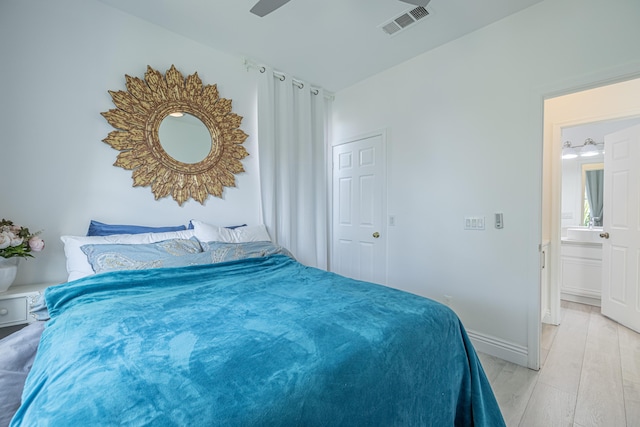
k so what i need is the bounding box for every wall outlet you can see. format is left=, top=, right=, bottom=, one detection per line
left=388, top=215, right=396, bottom=226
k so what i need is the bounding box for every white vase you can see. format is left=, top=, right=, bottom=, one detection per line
left=0, top=257, right=19, bottom=293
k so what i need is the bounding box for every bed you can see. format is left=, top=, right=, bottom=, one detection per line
left=6, top=222, right=505, bottom=426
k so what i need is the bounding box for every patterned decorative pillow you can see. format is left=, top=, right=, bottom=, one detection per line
left=61, top=229, right=197, bottom=282
left=80, top=238, right=203, bottom=274
left=199, top=241, right=294, bottom=263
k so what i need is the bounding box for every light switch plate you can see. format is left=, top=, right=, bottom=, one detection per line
left=464, top=216, right=485, bottom=230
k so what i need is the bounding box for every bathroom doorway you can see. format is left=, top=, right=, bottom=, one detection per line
left=558, top=119, right=640, bottom=307
left=542, top=77, right=640, bottom=327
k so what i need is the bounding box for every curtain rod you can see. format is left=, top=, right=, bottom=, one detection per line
left=243, top=58, right=334, bottom=99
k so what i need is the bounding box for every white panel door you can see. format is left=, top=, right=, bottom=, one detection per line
left=601, top=124, right=640, bottom=332
left=332, top=134, right=386, bottom=284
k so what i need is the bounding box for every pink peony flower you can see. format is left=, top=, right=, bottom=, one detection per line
left=28, top=237, right=45, bottom=252
left=0, top=219, right=44, bottom=258
left=0, top=233, right=10, bottom=250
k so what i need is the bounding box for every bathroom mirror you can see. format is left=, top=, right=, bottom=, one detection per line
left=561, top=155, right=604, bottom=228
left=101, top=65, right=248, bottom=205
left=581, top=163, right=604, bottom=226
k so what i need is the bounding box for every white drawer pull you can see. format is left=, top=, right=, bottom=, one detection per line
left=0, top=308, right=8, bottom=316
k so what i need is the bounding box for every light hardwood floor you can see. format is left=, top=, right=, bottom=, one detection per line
left=479, top=300, right=640, bottom=427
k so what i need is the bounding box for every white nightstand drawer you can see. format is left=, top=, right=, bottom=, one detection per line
left=0, top=283, right=53, bottom=328
left=0, top=296, right=28, bottom=327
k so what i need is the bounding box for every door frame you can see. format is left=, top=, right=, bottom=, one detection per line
left=543, top=78, right=640, bottom=327
left=329, top=129, right=388, bottom=285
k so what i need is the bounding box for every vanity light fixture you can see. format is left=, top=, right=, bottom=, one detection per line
left=562, top=138, right=604, bottom=159
left=561, top=141, right=578, bottom=159
left=169, top=112, right=184, bottom=117
left=579, top=138, right=599, bottom=157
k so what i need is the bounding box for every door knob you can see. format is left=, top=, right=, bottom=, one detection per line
left=373, top=232, right=380, bottom=238
left=599, top=232, right=610, bottom=239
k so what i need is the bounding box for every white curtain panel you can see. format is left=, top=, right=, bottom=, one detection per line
left=257, top=68, right=330, bottom=269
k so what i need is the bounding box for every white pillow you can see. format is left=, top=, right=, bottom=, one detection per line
left=191, top=220, right=271, bottom=244
left=61, top=229, right=196, bottom=282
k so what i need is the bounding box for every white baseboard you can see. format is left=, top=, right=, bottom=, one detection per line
left=561, top=291, right=601, bottom=307
left=467, top=329, right=529, bottom=368
left=541, top=308, right=552, bottom=324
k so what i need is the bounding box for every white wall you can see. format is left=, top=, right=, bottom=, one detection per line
left=0, top=0, right=261, bottom=285
left=332, top=0, right=640, bottom=365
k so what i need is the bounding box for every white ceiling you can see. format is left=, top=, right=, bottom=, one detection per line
left=97, top=0, right=543, bottom=92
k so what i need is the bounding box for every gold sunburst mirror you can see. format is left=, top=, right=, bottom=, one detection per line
left=101, top=65, right=248, bottom=205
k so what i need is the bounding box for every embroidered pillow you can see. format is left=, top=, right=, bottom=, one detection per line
left=80, top=238, right=202, bottom=274
left=61, top=229, right=197, bottom=282
left=199, top=241, right=293, bottom=263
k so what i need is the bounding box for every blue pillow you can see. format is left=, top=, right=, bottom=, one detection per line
left=80, top=238, right=202, bottom=274
left=87, top=220, right=187, bottom=237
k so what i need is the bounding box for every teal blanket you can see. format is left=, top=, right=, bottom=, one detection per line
left=12, top=255, right=505, bottom=426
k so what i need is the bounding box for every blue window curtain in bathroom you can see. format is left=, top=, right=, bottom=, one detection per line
left=585, top=169, right=604, bottom=226
left=257, top=67, right=330, bottom=269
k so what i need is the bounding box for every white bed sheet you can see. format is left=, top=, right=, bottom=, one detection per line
left=0, top=321, right=45, bottom=427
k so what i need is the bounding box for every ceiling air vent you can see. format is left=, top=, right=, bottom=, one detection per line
left=379, top=6, right=429, bottom=36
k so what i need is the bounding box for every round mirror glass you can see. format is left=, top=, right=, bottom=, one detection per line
left=158, top=113, right=212, bottom=164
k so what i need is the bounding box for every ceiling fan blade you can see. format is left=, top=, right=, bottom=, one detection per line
left=250, top=0, right=292, bottom=17
left=398, top=0, right=431, bottom=6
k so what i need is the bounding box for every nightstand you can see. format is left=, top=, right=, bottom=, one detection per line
left=0, top=283, right=52, bottom=330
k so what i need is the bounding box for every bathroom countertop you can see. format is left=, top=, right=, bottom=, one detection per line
left=561, top=238, right=602, bottom=246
